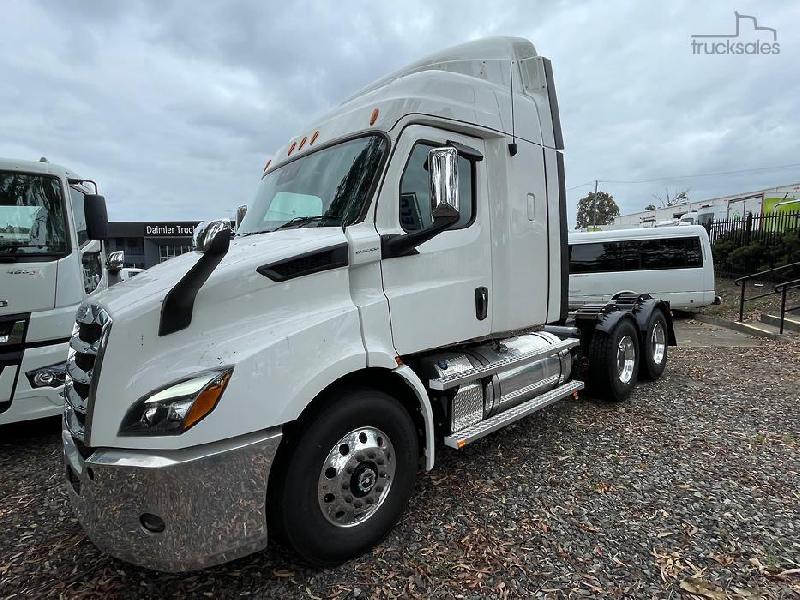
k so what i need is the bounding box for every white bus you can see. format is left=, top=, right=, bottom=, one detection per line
left=568, top=226, right=719, bottom=310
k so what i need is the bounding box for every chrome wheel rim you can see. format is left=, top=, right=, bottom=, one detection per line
left=651, top=322, right=666, bottom=365
left=616, top=335, right=636, bottom=383
left=317, top=426, right=395, bottom=528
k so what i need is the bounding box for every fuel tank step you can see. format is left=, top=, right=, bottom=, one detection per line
left=443, top=379, right=584, bottom=449
left=428, top=338, right=579, bottom=391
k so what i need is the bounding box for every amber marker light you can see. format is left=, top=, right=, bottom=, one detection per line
left=184, top=371, right=232, bottom=429
left=287, top=141, right=297, bottom=155
left=263, top=159, right=271, bottom=171
left=310, top=130, right=320, bottom=145
left=369, top=108, right=379, bottom=125
left=298, top=136, right=308, bottom=150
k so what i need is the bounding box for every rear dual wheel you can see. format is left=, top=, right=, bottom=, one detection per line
left=587, top=309, right=668, bottom=401
left=588, top=318, right=640, bottom=402
left=642, top=309, right=668, bottom=380
left=269, top=387, right=418, bottom=566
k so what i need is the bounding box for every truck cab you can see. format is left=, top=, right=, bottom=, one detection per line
left=62, top=37, right=675, bottom=572
left=0, top=158, right=115, bottom=425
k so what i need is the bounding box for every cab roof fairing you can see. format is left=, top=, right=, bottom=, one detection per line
left=0, top=157, right=83, bottom=181
left=264, top=36, right=559, bottom=173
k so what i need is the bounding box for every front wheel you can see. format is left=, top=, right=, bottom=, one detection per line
left=269, top=387, right=418, bottom=566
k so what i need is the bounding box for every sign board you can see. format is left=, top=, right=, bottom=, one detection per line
left=144, top=223, right=198, bottom=237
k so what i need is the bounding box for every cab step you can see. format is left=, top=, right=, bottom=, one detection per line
left=443, top=379, right=584, bottom=449
left=428, top=338, right=579, bottom=391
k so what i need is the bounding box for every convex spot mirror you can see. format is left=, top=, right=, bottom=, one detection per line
left=428, top=146, right=460, bottom=221
left=106, top=250, right=124, bottom=272
left=193, top=219, right=233, bottom=254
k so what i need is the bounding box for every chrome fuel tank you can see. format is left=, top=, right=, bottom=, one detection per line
left=470, top=332, right=568, bottom=416
left=417, top=331, right=575, bottom=433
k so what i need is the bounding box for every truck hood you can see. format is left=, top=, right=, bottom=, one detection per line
left=0, top=260, right=57, bottom=316
left=96, top=228, right=349, bottom=322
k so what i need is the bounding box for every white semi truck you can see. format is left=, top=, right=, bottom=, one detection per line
left=62, top=37, right=675, bottom=572
left=0, top=158, right=120, bottom=425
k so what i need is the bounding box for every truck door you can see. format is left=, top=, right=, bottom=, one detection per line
left=376, top=125, right=491, bottom=354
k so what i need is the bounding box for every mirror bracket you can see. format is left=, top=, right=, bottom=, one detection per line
left=380, top=209, right=459, bottom=259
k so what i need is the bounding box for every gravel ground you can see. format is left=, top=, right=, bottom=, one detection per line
left=701, top=277, right=800, bottom=323
left=1, top=341, right=799, bottom=599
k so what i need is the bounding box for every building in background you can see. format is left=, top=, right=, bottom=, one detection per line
left=106, top=221, right=200, bottom=268
left=613, top=182, right=800, bottom=228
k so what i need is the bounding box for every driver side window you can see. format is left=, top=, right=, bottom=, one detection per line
left=399, top=143, right=474, bottom=232
left=82, top=251, right=103, bottom=294
left=69, top=188, right=89, bottom=246
left=70, top=187, right=101, bottom=294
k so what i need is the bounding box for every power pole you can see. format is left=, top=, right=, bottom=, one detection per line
left=592, top=180, right=598, bottom=228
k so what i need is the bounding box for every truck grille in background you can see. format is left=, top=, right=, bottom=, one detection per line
left=64, top=304, right=112, bottom=443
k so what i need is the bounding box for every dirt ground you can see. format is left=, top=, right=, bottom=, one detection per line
left=702, top=277, right=800, bottom=323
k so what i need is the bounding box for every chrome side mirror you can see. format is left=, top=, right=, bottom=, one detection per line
left=429, top=147, right=459, bottom=215
left=193, top=219, right=232, bottom=253
left=235, top=205, right=248, bottom=231
left=106, top=250, right=124, bottom=272
left=384, top=147, right=461, bottom=259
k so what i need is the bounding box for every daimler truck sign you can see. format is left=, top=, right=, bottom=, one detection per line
left=144, top=223, right=197, bottom=237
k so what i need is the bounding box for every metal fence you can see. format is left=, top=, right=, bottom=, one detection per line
left=707, top=210, right=800, bottom=278
left=707, top=210, right=800, bottom=246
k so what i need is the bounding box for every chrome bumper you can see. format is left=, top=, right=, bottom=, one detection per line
left=63, top=424, right=282, bottom=572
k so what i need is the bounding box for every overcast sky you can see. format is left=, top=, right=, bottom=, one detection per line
left=1, top=1, right=798, bottom=225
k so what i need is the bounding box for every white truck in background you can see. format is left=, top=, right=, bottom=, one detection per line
left=0, top=158, right=121, bottom=425
left=62, top=37, right=676, bottom=572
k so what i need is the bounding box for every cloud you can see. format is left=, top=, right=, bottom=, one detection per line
left=0, top=0, right=798, bottom=224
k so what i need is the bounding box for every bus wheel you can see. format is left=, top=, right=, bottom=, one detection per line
left=588, top=318, right=639, bottom=402
left=642, top=309, right=668, bottom=380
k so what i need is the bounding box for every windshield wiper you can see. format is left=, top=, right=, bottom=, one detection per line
left=274, top=215, right=335, bottom=231
left=237, top=214, right=338, bottom=238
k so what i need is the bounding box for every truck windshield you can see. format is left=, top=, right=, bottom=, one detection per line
left=0, top=171, right=68, bottom=256
left=238, top=135, right=387, bottom=235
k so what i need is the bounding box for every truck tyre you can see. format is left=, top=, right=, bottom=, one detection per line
left=641, top=309, right=668, bottom=380
left=588, top=318, right=639, bottom=402
left=270, top=386, right=418, bottom=566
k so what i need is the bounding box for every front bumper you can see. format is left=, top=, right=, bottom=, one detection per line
left=63, top=424, right=282, bottom=572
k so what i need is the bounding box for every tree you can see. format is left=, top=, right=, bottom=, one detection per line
left=644, top=203, right=656, bottom=211
left=652, top=188, right=689, bottom=208
left=576, top=191, right=619, bottom=229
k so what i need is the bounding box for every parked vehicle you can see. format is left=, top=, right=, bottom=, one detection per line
left=569, top=226, right=720, bottom=310
left=62, top=37, right=675, bottom=572
left=0, top=158, right=119, bottom=425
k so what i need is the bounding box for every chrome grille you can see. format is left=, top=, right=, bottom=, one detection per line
left=64, top=304, right=112, bottom=443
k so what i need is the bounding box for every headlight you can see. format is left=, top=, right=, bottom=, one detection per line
left=119, top=368, right=233, bottom=436
left=26, top=362, right=67, bottom=388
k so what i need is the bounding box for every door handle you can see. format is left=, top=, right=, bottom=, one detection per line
left=475, top=287, right=488, bottom=320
